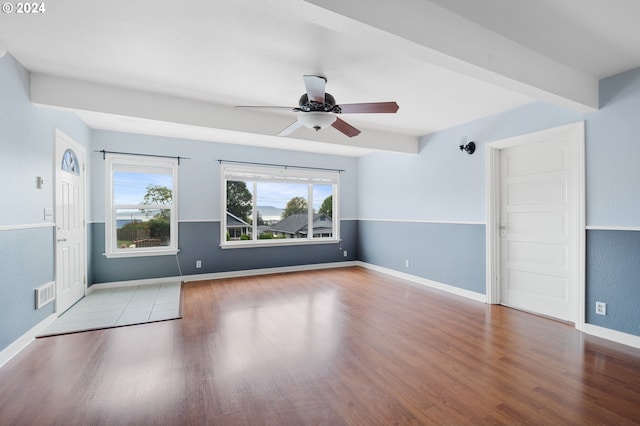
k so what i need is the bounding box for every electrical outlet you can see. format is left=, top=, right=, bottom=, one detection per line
left=343, top=250, right=348, bottom=257
left=196, top=260, right=202, bottom=269
left=405, top=259, right=410, bottom=268
left=595, top=301, right=607, bottom=316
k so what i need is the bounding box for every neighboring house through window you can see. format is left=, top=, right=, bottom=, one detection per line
left=269, top=213, right=333, bottom=238
left=104, top=154, right=179, bottom=258
left=226, top=211, right=251, bottom=240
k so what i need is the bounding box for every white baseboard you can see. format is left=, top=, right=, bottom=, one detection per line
left=89, top=261, right=360, bottom=291
left=0, top=314, right=57, bottom=369
left=582, top=323, right=640, bottom=350
left=183, top=261, right=359, bottom=282
left=357, top=261, right=487, bottom=303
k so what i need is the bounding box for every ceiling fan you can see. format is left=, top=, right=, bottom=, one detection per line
left=236, top=75, right=399, bottom=138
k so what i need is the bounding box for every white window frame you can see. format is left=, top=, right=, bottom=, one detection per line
left=104, top=154, right=179, bottom=258
left=220, top=164, right=340, bottom=249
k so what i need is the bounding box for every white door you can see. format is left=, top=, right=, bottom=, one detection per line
left=498, top=126, right=582, bottom=322
left=55, top=130, right=86, bottom=313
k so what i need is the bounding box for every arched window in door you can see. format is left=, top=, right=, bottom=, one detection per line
left=61, top=148, right=80, bottom=175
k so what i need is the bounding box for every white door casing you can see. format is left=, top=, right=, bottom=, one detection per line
left=55, top=130, right=86, bottom=314
left=486, top=122, right=585, bottom=327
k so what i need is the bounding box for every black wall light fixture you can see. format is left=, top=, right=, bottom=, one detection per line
left=459, top=141, right=476, bottom=155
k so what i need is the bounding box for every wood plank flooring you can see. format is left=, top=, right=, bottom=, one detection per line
left=2, top=266, right=640, bottom=425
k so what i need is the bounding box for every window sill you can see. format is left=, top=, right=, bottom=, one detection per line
left=104, top=248, right=179, bottom=258
left=220, top=238, right=340, bottom=249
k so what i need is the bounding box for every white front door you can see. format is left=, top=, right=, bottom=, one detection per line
left=497, top=124, right=583, bottom=322
left=55, top=130, right=86, bottom=313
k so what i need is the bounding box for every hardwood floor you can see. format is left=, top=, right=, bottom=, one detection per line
left=2, top=266, right=640, bottom=425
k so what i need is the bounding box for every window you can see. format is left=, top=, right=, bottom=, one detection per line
left=61, top=149, right=80, bottom=175
left=105, top=154, right=179, bottom=258
left=221, top=164, right=339, bottom=247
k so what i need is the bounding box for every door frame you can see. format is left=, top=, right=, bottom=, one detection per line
left=485, top=122, right=586, bottom=330
left=54, top=128, right=87, bottom=313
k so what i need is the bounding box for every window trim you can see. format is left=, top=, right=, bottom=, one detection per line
left=220, top=164, right=340, bottom=249
left=104, top=154, right=179, bottom=258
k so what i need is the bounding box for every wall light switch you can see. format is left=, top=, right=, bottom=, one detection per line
left=44, top=208, right=54, bottom=221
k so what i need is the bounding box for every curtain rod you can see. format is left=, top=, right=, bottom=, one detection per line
left=217, top=159, right=344, bottom=173
left=95, top=150, right=190, bottom=165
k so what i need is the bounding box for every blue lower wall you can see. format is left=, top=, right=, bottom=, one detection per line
left=89, top=220, right=358, bottom=284
left=358, top=220, right=486, bottom=294
left=0, top=227, right=55, bottom=349
left=586, top=230, right=640, bottom=336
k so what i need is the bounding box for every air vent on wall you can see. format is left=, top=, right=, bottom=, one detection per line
left=35, top=281, right=55, bottom=309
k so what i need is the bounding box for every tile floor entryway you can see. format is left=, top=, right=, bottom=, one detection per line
left=39, top=282, right=182, bottom=336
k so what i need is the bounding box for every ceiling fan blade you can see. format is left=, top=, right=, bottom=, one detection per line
left=336, top=102, right=399, bottom=114
left=303, top=75, right=326, bottom=104
left=331, top=117, right=361, bottom=137
left=235, top=105, right=299, bottom=111
left=277, top=119, right=304, bottom=136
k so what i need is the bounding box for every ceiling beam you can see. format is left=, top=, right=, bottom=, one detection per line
left=301, top=0, right=598, bottom=112
left=30, top=73, right=419, bottom=154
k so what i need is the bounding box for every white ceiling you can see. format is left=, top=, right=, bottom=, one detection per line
left=1, top=0, right=639, bottom=156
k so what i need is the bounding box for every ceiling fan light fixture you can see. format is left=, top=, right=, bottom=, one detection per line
left=298, top=112, right=336, bottom=132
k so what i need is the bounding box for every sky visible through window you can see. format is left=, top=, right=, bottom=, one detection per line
left=250, top=182, right=332, bottom=212
left=113, top=172, right=173, bottom=205
left=114, top=172, right=332, bottom=216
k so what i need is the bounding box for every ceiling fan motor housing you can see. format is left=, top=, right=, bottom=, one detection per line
left=298, top=93, right=341, bottom=113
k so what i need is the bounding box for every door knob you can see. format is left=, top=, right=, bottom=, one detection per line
left=57, top=238, right=67, bottom=242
